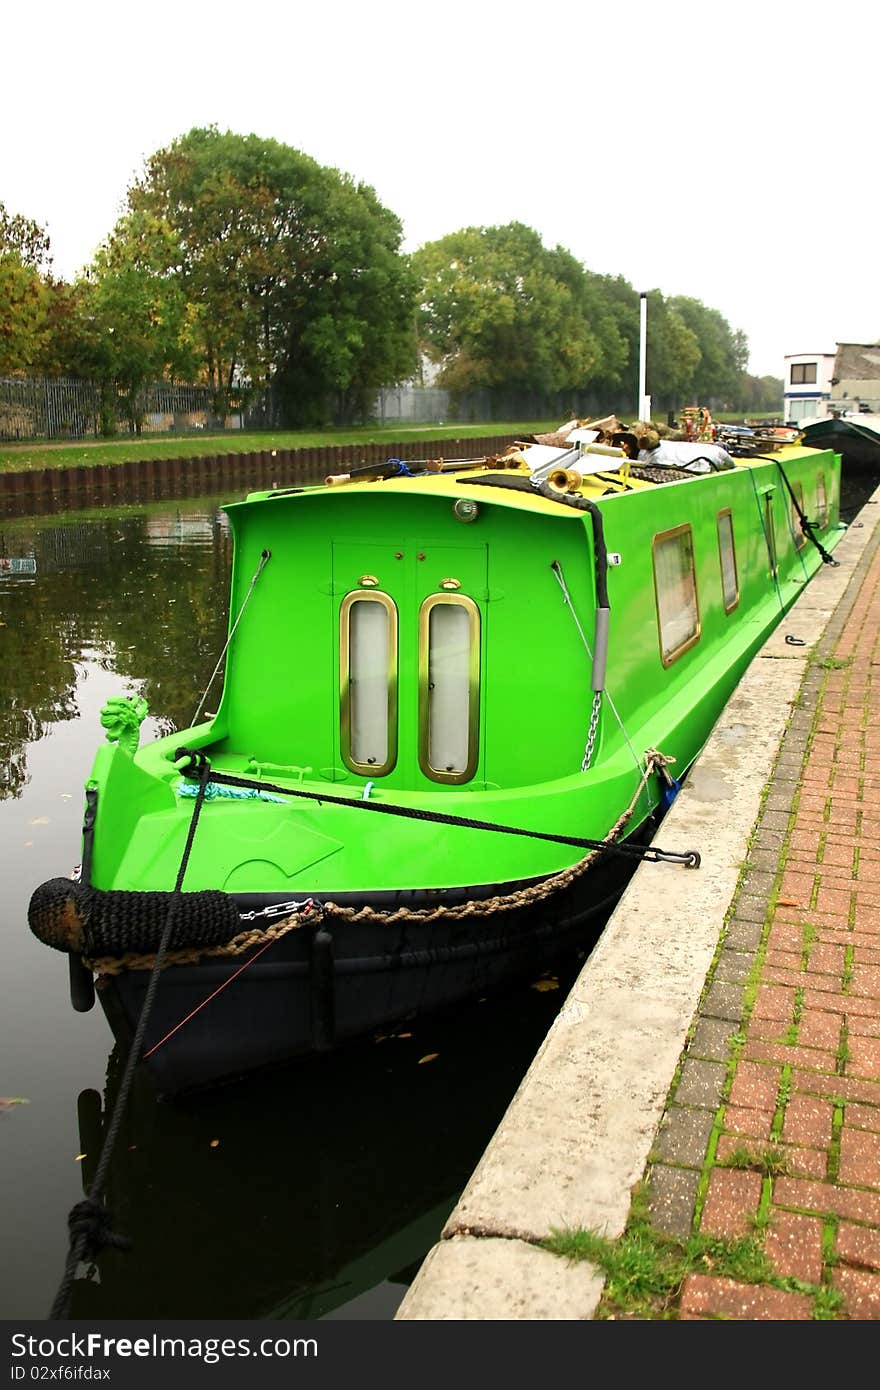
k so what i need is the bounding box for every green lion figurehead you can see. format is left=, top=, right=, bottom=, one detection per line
left=100, top=695, right=149, bottom=755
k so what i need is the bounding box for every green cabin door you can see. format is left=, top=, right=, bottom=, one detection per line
left=332, top=540, right=487, bottom=788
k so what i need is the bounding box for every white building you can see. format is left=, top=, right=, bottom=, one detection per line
left=783, top=351, right=836, bottom=424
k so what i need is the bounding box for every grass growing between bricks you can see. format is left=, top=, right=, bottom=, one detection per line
left=544, top=1187, right=774, bottom=1319
left=807, top=655, right=854, bottom=671
left=716, top=1144, right=790, bottom=1177
left=543, top=1184, right=845, bottom=1319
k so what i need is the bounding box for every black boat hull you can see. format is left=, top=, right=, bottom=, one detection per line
left=97, top=844, right=645, bottom=1096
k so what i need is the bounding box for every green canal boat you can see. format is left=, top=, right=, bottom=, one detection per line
left=28, top=421, right=844, bottom=1093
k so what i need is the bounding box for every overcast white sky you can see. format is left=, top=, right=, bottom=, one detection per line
left=4, top=0, right=877, bottom=379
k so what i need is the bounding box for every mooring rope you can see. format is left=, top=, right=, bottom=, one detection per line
left=47, top=755, right=213, bottom=1320
left=82, top=745, right=698, bottom=978
left=321, top=747, right=692, bottom=928
left=770, top=459, right=840, bottom=568
left=174, top=748, right=696, bottom=866
left=748, top=456, right=840, bottom=569
left=161, top=748, right=699, bottom=941
left=747, top=466, right=786, bottom=613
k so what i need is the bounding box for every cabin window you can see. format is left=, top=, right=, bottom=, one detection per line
left=418, top=594, right=480, bottom=784
left=339, top=591, right=398, bottom=775
left=653, top=525, right=700, bottom=666
left=816, top=474, right=828, bottom=528
left=791, top=362, right=817, bottom=385
left=763, top=493, right=778, bottom=577
left=789, top=482, right=806, bottom=550
left=717, top=510, right=739, bottom=613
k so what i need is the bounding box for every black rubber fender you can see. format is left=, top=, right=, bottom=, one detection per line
left=28, top=877, right=241, bottom=957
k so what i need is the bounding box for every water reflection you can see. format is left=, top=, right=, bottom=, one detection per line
left=68, top=974, right=576, bottom=1321
left=0, top=489, right=589, bottom=1320
left=0, top=501, right=231, bottom=801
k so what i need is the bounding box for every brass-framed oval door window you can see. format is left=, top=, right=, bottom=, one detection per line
left=418, top=593, right=481, bottom=784
left=339, top=590, right=398, bottom=775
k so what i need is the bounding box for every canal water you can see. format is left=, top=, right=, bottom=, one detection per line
left=0, top=489, right=597, bottom=1322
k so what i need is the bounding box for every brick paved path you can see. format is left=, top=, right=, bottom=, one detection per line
left=647, top=514, right=880, bottom=1319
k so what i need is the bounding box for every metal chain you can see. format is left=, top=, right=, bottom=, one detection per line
left=581, top=690, right=602, bottom=771
left=551, top=559, right=642, bottom=778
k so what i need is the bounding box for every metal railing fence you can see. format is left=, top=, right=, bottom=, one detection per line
left=1, top=374, right=637, bottom=442
left=0, top=377, right=229, bottom=442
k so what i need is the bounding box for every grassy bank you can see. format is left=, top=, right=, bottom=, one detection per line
left=0, top=412, right=783, bottom=474
left=0, top=422, right=559, bottom=474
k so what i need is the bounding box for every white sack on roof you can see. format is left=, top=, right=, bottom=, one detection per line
left=639, top=441, right=736, bottom=472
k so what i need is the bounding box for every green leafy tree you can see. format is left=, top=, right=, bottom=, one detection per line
left=0, top=203, right=51, bottom=271
left=86, top=231, right=199, bottom=432
left=32, top=258, right=195, bottom=434
left=107, top=127, right=417, bottom=423
left=648, top=297, right=702, bottom=409
left=733, top=372, right=784, bottom=414
left=32, top=278, right=111, bottom=432
left=413, top=223, right=628, bottom=404
left=578, top=279, right=703, bottom=412
left=579, top=272, right=641, bottom=402
left=756, top=374, right=784, bottom=412
left=667, top=295, right=748, bottom=406
left=0, top=202, right=52, bottom=374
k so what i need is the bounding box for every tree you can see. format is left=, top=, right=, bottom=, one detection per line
left=667, top=296, right=748, bottom=406
left=642, top=294, right=702, bottom=410
left=0, top=203, right=51, bottom=272
left=0, top=202, right=52, bottom=375
left=107, top=127, right=417, bottom=423
left=575, top=279, right=706, bottom=412
left=413, top=223, right=628, bottom=404
left=733, top=372, right=784, bottom=415
left=84, top=230, right=199, bottom=432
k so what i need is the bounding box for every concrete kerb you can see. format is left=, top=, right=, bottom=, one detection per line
left=396, top=488, right=880, bottom=1321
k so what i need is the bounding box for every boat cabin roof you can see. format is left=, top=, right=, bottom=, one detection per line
left=227, top=441, right=831, bottom=518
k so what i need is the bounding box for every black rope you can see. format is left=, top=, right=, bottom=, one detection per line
left=174, top=751, right=700, bottom=867
left=48, top=755, right=213, bottom=1319
left=667, top=453, right=727, bottom=472
left=751, top=456, right=840, bottom=567
left=460, top=473, right=613, bottom=605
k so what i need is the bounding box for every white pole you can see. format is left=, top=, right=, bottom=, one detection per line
left=638, top=292, right=649, bottom=421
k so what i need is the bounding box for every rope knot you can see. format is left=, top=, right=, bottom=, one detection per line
left=174, top=746, right=210, bottom=779
left=68, top=1197, right=131, bottom=1258
left=644, top=747, right=675, bottom=767
left=644, top=747, right=677, bottom=777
